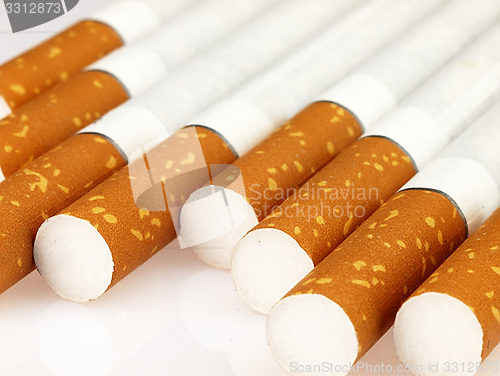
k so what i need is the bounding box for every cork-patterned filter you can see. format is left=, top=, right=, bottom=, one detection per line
left=231, top=136, right=417, bottom=314
left=35, top=127, right=236, bottom=301
left=238, top=101, right=362, bottom=220
left=268, top=189, right=466, bottom=374
left=0, top=20, right=123, bottom=112
left=394, top=206, right=500, bottom=367
left=0, top=70, right=129, bottom=178
left=0, top=133, right=124, bottom=294
left=256, top=136, right=416, bottom=264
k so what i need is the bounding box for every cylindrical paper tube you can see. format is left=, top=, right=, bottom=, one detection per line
left=0, top=71, right=129, bottom=180
left=179, top=0, right=445, bottom=269
left=0, top=0, right=275, bottom=181
left=180, top=0, right=500, bottom=270
left=28, top=0, right=361, bottom=299
left=0, top=0, right=194, bottom=117
left=230, top=21, right=500, bottom=314
left=266, top=102, right=500, bottom=376
left=34, top=127, right=236, bottom=302
left=0, top=133, right=125, bottom=295
left=393, top=207, right=500, bottom=376
left=392, top=133, right=500, bottom=374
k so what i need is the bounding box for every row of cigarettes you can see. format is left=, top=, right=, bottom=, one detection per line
left=2, top=0, right=500, bottom=374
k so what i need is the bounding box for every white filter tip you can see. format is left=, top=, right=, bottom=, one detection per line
left=34, top=215, right=114, bottom=303
left=180, top=185, right=258, bottom=270
left=393, top=292, right=483, bottom=376
left=0, top=95, right=12, bottom=119
left=231, top=228, right=314, bottom=314
left=267, top=294, right=358, bottom=376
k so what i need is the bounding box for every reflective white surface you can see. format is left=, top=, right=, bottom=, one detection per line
left=1, top=239, right=500, bottom=375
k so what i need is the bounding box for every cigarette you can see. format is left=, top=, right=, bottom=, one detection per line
left=0, top=0, right=194, bottom=118
left=179, top=0, right=447, bottom=270
left=0, top=132, right=125, bottom=295
left=26, top=0, right=361, bottom=300
left=266, top=99, right=500, bottom=376
left=0, top=0, right=277, bottom=181
left=392, top=138, right=500, bottom=372
left=35, top=127, right=236, bottom=303
left=231, top=20, right=500, bottom=314
left=393, top=209, right=500, bottom=376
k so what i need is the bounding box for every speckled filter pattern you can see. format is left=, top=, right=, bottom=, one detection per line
left=283, top=189, right=466, bottom=360
left=0, top=70, right=129, bottom=178
left=256, top=136, right=416, bottom=265
left=234, top=101, right=362, bottom=221
left=0, top=20, right=123, bottom=111
left=410, top=206, right=500, bottom=359
left=59, top=127, right=236, bottom=291
left=0, top=133, right=124, bottom=294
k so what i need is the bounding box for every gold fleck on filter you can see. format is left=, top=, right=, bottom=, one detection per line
left=0, top=133, right=124, bottom=295
left=34, top=128, right=236, bottom=302
left=0, top=21, right=122, bottom=114
left=231, top=21, right=500, bottom=314
left=267, top=102, right=500, bottom=376
left=0, top=71, right=128, bottom=179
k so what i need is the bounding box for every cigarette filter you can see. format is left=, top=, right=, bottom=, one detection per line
left=393, top=129, right=500, bottom=373
left=266, top=101, right=500, bottom=376
left=0, top=0, right=194, bottom=118
left=0, top=0, right=277, bottom=181
left=29, top=0, right=361, bottom=300
left=231, top=21, right=500, bottom=314
left=0, top=133, right=125, bottom=295
left=180, top=0, right=447, bottom=269
left=393, top=207, right=500, bottom=376
left=35, top=127, right=236, bottom=303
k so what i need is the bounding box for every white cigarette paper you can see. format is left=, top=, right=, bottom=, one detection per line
left=81, top=0, right=361, bottom=159
left=319, top=0, right=500, bottom=128
left=85, top=0, right=280, bottom=98
left=364, top=22, right=500, bottom=170
left=88, top=0, right=198, bottom=44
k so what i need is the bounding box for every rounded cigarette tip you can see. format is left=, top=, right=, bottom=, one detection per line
left=231, top=229, right=314, bottom=314
left=0, top=95, right=10, bottom=119
left=179, top=185, right=258, bottom=270
left=34, top=215, right=114, bottom=303
left=267, top=294, right=358, bottom=376
left=393, top=292, right=483, bottom=376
